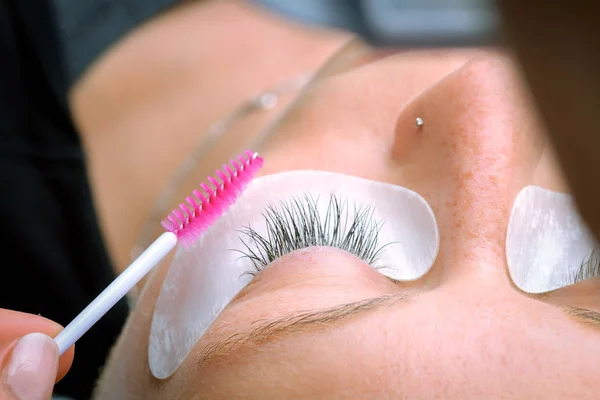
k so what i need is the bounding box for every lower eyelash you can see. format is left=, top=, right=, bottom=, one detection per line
left=236, top=194, right=390, bottom=275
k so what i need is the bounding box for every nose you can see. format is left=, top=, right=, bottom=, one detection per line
left=393, top=55, right=548, bottom=283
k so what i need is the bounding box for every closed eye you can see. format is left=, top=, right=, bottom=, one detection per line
left=236, top=193, right=392, bottom=276
left=571, top=248, right=600, bottom=284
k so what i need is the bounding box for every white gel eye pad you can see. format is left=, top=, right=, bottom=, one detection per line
left=148, top=170, right=439, bottom=379
left=507, top=185, right=597, bottom=294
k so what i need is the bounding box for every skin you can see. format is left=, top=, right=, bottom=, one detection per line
left=2, top=0, right=598, bottom=397
left=91, top=39, right=600, bottom=400
left=0, top=309, right=74, bottom=382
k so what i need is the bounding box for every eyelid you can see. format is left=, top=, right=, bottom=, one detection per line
left=230, top=246, right=399, bottom=304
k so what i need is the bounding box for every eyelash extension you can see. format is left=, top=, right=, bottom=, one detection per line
left=236, top=194, right=391, bottom=275
left=571, top=248, right=600, bottom=284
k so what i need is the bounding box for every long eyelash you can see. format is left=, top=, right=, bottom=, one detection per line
left=236, top=194, right=390, bottom=275
left=571, top=248, right=600, bottom=283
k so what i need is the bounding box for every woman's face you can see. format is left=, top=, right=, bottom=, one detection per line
left=93, top=46, right=600, bottom=399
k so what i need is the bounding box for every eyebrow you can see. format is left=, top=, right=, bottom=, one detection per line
left=563, top=306, right=600, bottom=328
left=194, top=292, right=410, bottom=367
left=526, top=291, right=600, bottom=329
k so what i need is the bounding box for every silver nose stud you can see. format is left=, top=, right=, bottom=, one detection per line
left=415, top=117, right=424, bottom=128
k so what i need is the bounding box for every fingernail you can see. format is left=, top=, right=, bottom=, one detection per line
left=5, top=333, right=59, bottom=400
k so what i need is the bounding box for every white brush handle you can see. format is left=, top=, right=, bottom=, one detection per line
left=54, top=232, right=177, bottom=355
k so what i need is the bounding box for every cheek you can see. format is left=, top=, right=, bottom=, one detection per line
left=395, top=289, right=600, bottom=399
left=93, top=254, right=176, bottom=399
left=184, top=317, right=408, bottom=399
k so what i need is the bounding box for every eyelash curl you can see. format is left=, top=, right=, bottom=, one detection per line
left=237, top=194, right=391, bottom=275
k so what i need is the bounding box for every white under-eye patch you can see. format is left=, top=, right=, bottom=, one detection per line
left=506, top=185, right=598, bottom=294
left=148, top=170, right=439, bottom=379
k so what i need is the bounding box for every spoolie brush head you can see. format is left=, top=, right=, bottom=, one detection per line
left=162, top=150, right=264, bottom=246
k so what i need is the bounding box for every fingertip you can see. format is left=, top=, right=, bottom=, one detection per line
left=0, top=309, right=75, bottom=382
left=56, top=344, right=74, bottom=382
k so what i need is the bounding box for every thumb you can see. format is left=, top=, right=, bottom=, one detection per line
left=1, top=333, right=59, bottom=400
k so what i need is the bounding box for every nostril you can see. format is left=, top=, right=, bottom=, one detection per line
left=391, top=110, right=427, bottom=162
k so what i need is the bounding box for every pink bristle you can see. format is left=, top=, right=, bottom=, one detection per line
left=178, top=204, right=190, bottom=221
left=200, top=183, right=214, bottom=199
left=172, top=208, right=185, bottom=223
left=167, top=213, right=179, bottom=225
left=216, top=169, right=228, bottom=183
left=207, top=176, right=220, bottom=191
left=161, top=150, right=263, bottom=246
left=165, top=214, right=180, bottom=232
left=192, top=189, right=206, bottom=202
left=185, top=196, right=198, bottom=209
left=223, top=164, right=234, bottom=178
left=163, top=219, right=175, bottom=232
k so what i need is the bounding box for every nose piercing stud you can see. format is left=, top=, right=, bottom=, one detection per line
left=415, top=117, right=424, bottom=128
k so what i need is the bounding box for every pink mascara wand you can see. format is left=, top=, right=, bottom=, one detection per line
left=54, top=150, right=263, bottom=355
